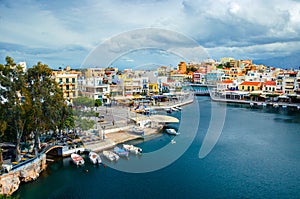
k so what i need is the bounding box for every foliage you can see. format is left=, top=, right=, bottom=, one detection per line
left=72, top=96, right=94, bottom=107
left=186, top=65, right=198, bottom=74
left=0, top=194, right=20, bottom=199
left=73, top=116, right=95, bottom=131
left=250, top=93, right=260, bottom=97
left=0, top=56, right=74, bottom=157
left=266, top=94, right=279, bottom=97
left=95, top=99, right=102, bottom=107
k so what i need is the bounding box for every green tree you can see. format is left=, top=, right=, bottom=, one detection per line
left=73, top=96, right=94, bottom=107
left=95, top=99, right=102, bottom=107
left=25, top=62, right=73, bottom=152
left=0, top=56, right=27, bottom=161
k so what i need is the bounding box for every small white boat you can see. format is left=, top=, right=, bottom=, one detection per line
left=282, top=105, right=287, bottom=109
left=130, top=126, right=144, bottom=135
left=273, top=103, right=279, bottom=108
left=114, top=146, right=129, bottom=157
left=176, top=107, right=182, bottom=111
left=171, top=139, right=176, bottom=144
left=165, top=108, right=172, bottom=113
left=166, top=128, right=180, bottom=135
left=89, top=151, right=102, bottom=164
left=171, top=107, right=178, bottom=112
left=71, top=153, right=85, bottom=166
left=123, top=144, right=142, bottom=154
left=262, top=103, right=267, bottom=107
left=102, top=151, right=119, bottom=161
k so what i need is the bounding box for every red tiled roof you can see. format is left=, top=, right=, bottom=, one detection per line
left=240, top=81, right=261, bottom=86
left=221, top=80, right=233, bottom=84
left=264, top=81, right=276, bottom=86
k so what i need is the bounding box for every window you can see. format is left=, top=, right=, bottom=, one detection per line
left=59, top=78, right=63, bottom=84
left=252, top=86, right=254, bottom=91
left=66, top=78, right=69, bottom=83
left=72, top=78, right=75, bottom=83
left=66, top=85, right=69, bottom=90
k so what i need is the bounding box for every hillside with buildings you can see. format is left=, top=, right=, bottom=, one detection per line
left=50, top=58, right=300, bottom=104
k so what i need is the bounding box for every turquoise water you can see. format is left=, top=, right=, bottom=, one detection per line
left=14, top=97, right=300, bottom=198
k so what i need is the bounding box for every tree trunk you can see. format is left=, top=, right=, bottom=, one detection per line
left=0, top=148, right=3, bottom=169
left=34, top=131, right=41, bottom=155
left=15, top=137, right=21, bottom=162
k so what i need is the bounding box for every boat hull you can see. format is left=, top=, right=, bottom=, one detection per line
left=71, top=154, right=85, bottom=166
left=166, top=128, right=179, bottom=135
left=103, top=151, right=119, bottom=161
left=89, top=152, right=102, bottom=164
left=123, top=144, right=142, bottom=154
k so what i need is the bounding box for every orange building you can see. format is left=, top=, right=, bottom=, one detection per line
left=177, top=62, right=187, bottom=74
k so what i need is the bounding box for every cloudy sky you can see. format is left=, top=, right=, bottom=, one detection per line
left=1, top=0, right=300, bottom=69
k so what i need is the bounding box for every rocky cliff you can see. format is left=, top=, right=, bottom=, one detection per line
left=0, top=154, right=47, bottom=195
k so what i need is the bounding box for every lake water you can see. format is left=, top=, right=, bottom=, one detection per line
left=14, top=96, right=300, bottom=198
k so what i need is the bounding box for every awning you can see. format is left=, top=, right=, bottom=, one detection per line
left=278, top=95, right=289, bottom=99
left=131, top=114, right=179, bottom=123
left=285, top=86, right=294, bottom=89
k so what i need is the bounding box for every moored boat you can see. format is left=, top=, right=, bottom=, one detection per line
left=171, top=107, right=178, bottom=112
left=176, top=106, right=182, bottom=111
left=262, top=103, right=267, bottom=107
left=165, top=108, right=172, bottom=113
left=114, top=146, right=129, bottom=157
left=166, top=128, right=180, bottom=135
left=130, top=126, right=144, bottom=135
left=71, top=153, right=85, bottom=166
left=89, top=151, right=102, bottom=164
left=102, top=151, right=119, bottom=161
left=123, top=144, right=142, bottom=154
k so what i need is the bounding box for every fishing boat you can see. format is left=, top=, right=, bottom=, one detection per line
left=123, top=144, right=142, bottom=154
left=166, top=128, right=180, bottom=135
left=89, top=151, right=102, bottom=164
left=102, top=151, right=119, bottom=161
left=114, top=146, right=129, bottom=157
left=71, top=153, right=85, bottom=166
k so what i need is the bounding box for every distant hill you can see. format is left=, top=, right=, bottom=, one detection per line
left=254, top=54, right=300, bottom=69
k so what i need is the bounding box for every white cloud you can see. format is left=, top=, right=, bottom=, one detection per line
left=0, top=0, right=300, bottom=68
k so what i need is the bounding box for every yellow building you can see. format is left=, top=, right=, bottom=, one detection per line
left=220, top=57, right=234, bottom=63
left=148, top=83, right=159, bottom=94
left=238, top=81, right=262, bottom=92
left=84, top=68, right=105, bottom=78
left=52, top=67, right=78, bottom=102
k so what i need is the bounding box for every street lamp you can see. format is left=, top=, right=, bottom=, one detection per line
left=101, top=126, right=106, bottom=140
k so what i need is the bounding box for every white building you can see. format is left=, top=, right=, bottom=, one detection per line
left=78, top=77, right=110, bottom=103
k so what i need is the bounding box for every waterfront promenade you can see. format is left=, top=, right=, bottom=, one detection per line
left=210, top=93, right=300, bottom=109
left=78, top=92, right=194, bottom=153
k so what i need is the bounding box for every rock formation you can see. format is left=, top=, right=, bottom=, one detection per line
left=0, top=154, right=47, bottom=195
